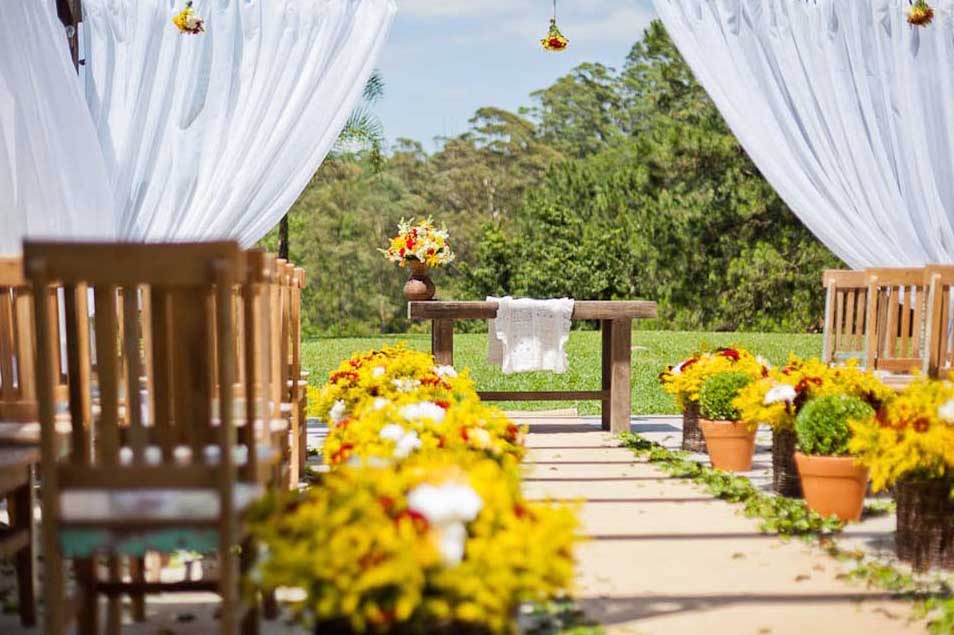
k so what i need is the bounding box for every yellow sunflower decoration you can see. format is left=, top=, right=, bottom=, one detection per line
left=541, top=1, right=569, bottom=52
left=907, top=0, right=935, bottom=27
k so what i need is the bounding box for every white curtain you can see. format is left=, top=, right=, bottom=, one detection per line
left=0, top=0, right=115, bottom=255
left=82, top=0, right=396, bottom=245
left=654, top=0, right=954, bottom=269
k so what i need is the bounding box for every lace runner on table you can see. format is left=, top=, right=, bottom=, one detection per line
left=487, top=296, right=574, bottom=375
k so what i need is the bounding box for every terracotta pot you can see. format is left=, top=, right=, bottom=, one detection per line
left=681, top=402, right=707, bottom=453
left=771, top=428, right=802, bottom=498
left=403, top=260, right=435, bottom=301
left=699, top=419, right=756, bottom=472
left=894, top=479, right=954, bottom=571
left=794, top=453, right=869, bottom=522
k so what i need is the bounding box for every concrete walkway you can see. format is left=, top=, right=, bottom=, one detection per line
left=515, top=413, right=926, bottom=635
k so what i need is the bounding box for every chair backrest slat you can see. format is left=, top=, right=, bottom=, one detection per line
left=822, top=270, right=868, bottom=364
left=92, top=285, right=121, bottom=465
left=122, top=287, right=147, bottom=463
left=865, top=267, right=927, bottom=374
left=63, top=284, right=93, bottom=464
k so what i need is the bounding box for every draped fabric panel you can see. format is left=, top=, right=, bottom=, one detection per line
left=82, top=0, right=396, bottom=245
left=654, top=0, right=954, bottom=269
left=0, top=0, right=115, bottom=255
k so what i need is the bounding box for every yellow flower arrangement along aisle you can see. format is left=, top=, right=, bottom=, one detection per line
left=849, top=377, right=954, bottom=571
left=733, top=357, right=893, bottom=498
left=249, top=345, right=579, bottom=635
left=659, top=346, right=768, bottom=453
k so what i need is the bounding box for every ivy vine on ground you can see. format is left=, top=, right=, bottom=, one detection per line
left=618, top=432, right=954, bottom=634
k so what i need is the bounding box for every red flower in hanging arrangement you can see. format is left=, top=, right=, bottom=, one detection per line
left=907, top=0, right=935, bottom=26
left=173, top=1, right=205, bottom=34
left=541, top=18, right=569, bottom=52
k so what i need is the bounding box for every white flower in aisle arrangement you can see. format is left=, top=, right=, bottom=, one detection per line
left=434, top=365, right=458, bottom=378
left=407, top=482, right=484, bottom=565
left=379, top=424, right=423, bottom=459
left=329, top=400, right=347, bottom=424
left=400, top=401, right=447, bottom=423
left=937, top=399, right=954, bottom=424
left=764, top=383, right=797, bottom=406
left=373, top=366, right=386, bottom=378
left=392, top=378, right=422, bottom=393
left=373, top=397, right=390, bottom=411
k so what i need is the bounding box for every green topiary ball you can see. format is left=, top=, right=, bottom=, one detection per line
left=699, top=371, right=753, bottom=421
left=794, top=394, right=874, bottom=456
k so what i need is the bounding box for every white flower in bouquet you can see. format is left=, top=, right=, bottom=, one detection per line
left=392, top=378, right=421, bottom=393
left=764, top=384, right=797, bottom=406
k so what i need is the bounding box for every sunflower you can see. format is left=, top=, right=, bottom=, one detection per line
left=907, top=0, right=935, bottom=27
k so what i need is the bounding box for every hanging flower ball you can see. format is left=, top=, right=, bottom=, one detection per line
left=540, top=18, right=569, bottom=52
left=907, top=0, right=935, bottom=27
left=173, top=1, right=205, bottom=34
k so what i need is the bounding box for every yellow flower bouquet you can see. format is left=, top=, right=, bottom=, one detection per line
left=660, top=347, right=768, bottom=452
left=248, top=453, right=578, bottom=634
left=381, top=218, right=454, bottom=268
left=849, top=376, right=954, bottom=570
left=733, top=356, right=891, bottom=497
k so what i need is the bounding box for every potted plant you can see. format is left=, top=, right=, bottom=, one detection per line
left=660, top=347, right=767, bottom=453
left=698, top=371, right=757, bottom=472
left=735, top=357, right=892, bottom=499
left=381, top=217, right=455, bottom=301
left=792, top=394, right=874, bottom=522
left=850, top=377, right=954, bottom=570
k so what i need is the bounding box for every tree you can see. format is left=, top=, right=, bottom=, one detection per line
left=278, top=71, right=387, bottom=259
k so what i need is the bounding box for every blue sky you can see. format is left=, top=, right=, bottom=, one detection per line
left=375, top=0, right=656, bottom=151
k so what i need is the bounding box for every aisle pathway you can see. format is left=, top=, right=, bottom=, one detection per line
left=515, top=413, right=926, bottom=635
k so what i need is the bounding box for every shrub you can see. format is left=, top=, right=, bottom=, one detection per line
left=795, top=395, right=874, bottom=456
left=700, top=372, right=754, bottom=421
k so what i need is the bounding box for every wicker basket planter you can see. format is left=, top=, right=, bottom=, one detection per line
left=895, top=479, right=954, bottom=571
left=771, top=428, right=802, bottom=498
left=682, top=401, right=707, bottom=453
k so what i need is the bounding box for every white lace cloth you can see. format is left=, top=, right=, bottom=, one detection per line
left=487, top=296, right=574, bottom=375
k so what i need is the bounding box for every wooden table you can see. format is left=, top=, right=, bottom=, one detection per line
left=408, top=300, right=658, bottom=434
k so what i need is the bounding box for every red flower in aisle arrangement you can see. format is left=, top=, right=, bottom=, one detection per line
left=173, top=1, right=205, bottom=34
left=907, top=0, right=934, bottom=26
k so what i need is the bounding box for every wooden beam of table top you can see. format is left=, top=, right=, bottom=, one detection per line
left=409, top=300, right=657, bottom=321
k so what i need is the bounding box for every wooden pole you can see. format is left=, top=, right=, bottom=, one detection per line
left=56, top=0, right=83, bottom=71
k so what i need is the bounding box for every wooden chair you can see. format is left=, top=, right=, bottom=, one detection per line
left=0, top=446, right=37, bottom=628
left=864, top=267, right=927, bottom=375
left=289, top=267, right=308, bottom=476
left=923, top=265, right=954, bottom=378
left=822, top=270, right=869, bottom=365
left=25, top=241, right=263, bottom=635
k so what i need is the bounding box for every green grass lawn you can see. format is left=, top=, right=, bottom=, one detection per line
left=302, top=330, right=822, bottom=415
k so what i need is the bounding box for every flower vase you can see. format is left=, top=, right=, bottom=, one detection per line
left=404, top=260, right=436, bottom=301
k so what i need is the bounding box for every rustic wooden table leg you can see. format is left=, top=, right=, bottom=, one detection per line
left=608, top=319, right=632, bottom=434
left=431, top=319, right=454, bottom=366
left=601, top=320, right=612, bottom=431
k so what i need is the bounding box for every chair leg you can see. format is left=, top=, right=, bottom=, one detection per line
left=75, top=557, right=100, bottom=635
left=240, top=537, right=260, bottom=635
left=218, top=541, right=238, bottom=635
left=106, top=556, right=122, bottom=635
left=41, top=510, right=67, bottom=635
left=130, top=555, right=147, bottom=621
left=11, top=478, right=36, bottom=627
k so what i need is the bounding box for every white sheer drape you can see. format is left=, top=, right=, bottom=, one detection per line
left=654, top=0, right=954, bottom=269
left=82, top=0, right=396, bottom=245
left=0, top=0, right=115, bottom=255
